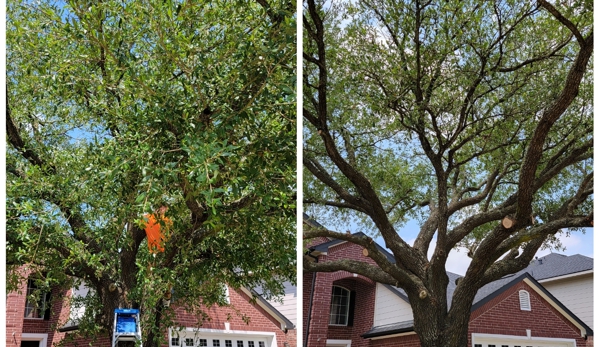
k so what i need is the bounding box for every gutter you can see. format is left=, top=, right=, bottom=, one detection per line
left=537, top=269, right=593, bottom=283
left=304, top=249, right=319, bottom=347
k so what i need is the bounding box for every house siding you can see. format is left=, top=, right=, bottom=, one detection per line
left=542, top=273, right=593, bottom=328
left=266, top=281, right=297, bottom=327
left=305, top=235, right=593, bottom=347
left=7, top=270, right=294, bottom=347
left=172, top=287, right=296, bottom=347
left=373, top=283, right=413, bottom=326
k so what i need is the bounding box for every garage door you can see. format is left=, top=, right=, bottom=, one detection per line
left=474, top=344, right=572, bottom=347
left=472, top=334, right=575, bottom=347
left=169, top=328, right=275, bottom=347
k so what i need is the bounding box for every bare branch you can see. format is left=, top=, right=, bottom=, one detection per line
left=538, top=0, right=585, bottom=46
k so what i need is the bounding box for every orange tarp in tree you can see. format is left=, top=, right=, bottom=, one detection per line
left=144, top=214, right=172, bottom=253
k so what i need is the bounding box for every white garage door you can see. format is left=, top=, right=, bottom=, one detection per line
left=169, top=328, right=275, bottom=347
left=472, top=333, right=576, bottom=347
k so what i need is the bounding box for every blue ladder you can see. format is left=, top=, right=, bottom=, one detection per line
left=112, top=308, right=142, bottom=347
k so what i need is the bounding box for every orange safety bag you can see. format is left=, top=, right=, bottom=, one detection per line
left=144, top=214, right=172, bottom=253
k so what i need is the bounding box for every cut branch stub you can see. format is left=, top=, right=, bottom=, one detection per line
left=362, top=248, right=369, bottom=257
left=502, top=216, right=516, bottom=229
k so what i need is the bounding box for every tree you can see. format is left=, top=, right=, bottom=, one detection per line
left=303, top=1, right=592, bottom=346
left=7, top=0, right=296, bottom=346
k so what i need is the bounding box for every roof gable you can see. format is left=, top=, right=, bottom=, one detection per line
left=305, top=222, right=594, bottom=339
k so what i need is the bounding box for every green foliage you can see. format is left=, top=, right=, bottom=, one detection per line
left=7, top=0, right=296, bottom=345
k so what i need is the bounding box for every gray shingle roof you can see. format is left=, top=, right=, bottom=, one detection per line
left=362, top=320, right=414, bottom=338
left=303, top=213, right=325, bottom=229
left=304, top=217, right=594, bottom=338
left=366, top=272, right=593, bottom=338
left=470, top=253, right=593, bottom=305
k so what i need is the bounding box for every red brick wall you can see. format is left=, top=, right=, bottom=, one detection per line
left=6, top=272, right=28, bottom=346
left=7, top=270, right=294, bottom=347
left=303, top=271, right=316, bottom=339
left=6, top=267, right=71, bottom=347
left=326, top=278, right=375, bottom=347
left=467, top=280, right=586, bottom=347
left=306, top=238, right=591, bottom=347
left=369, top=333, right=421, bottom=347
left=172, top=287, right=296, bottom=347
left=305, top=241, right=378, bottom=347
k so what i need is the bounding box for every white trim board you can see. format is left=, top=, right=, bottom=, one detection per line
left=538, top=270, right=593, bottom=283
left=367, top=331, right=417, bottom=340
left=326, top=339, right=352, bottom=347
left=472, top=333, right=576, bottom=347
left=21, top=333, right=49, bottom=347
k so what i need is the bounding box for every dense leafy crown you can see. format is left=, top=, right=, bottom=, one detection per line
left=7, top=0, right=296, bottom=343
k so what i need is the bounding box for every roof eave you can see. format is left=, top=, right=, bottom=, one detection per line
left=361, top=326, right=415, bottom=339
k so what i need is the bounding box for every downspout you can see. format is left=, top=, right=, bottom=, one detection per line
left=304, top=249, right=319, bottom=347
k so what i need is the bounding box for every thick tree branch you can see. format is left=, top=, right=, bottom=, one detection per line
left=6, top=93, right=53, bottom=173
left=538, top=0, right=585, bottom=45
left=515, top=29, right=592, bottom=224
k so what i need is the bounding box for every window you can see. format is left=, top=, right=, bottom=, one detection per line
left=519, top=290, right=531, bottom=311
left=172, top=337, right=180, bottom=346
left=199, top=339, right=207, bottom=347
left=25, top=279, right=49, bottom=319
left=185, top=338, right=195, bottom=346
left=237, top=341, right=244, bottom=347
left=329, top=286, right=351, bottom=325
left=225, top=340, right=232, bottom=347
left=248, top=342, right=255, bottom=347
left=213, top=340, right=220, bottom=347
left=258, top=343, right=265, bottom=347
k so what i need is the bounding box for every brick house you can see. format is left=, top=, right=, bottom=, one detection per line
left=6, top=267, right=296, bottom=347
left=303, top=215, right=593, bottom=347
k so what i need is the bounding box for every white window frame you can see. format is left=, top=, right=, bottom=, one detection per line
left=24, top=279, right=47, bottom=320
left=21, top=333, right=48, bottom=347
left=329, top=285, right=351, bottom=326
left=169, top=327, right=276, bottom=347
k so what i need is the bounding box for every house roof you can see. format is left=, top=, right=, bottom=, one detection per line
left=303, top=219, right=594, bottom=339
left=362, top=320, right=415, bottom=338
left=308, top=230, right=397, bottom=264
left=59, top=284, right=297, bottom=333
left=251, top=281, right=297, bottom=328
left=471, top=253, right=592, bottom=306
left=303, top=213, right=325, bottom=229
left=364, top=272, right=593, bottom=339
left=243, top=286, right=296, bottom=331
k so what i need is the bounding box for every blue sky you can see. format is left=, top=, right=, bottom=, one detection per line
left=313, top=217, right=593, bottom=276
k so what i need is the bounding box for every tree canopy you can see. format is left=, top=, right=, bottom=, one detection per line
left=7, top=0, right=296, bottom=345
left=303, top=0, right=592, bottom=346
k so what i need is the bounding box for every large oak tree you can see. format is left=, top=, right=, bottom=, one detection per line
left=303, top=1, right=592, bottom=346
left=7, top=0, right=296, bottom=346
